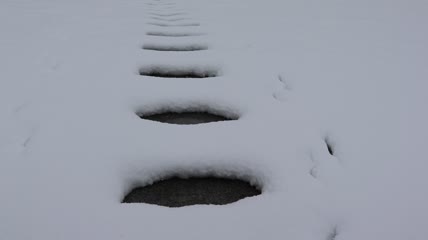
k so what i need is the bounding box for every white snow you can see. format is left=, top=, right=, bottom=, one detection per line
left=1, top=0, right=428, bottom=239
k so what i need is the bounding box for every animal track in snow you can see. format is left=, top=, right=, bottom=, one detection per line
left=278, top=74, right=291, bottom=90
left=22, top=135, right=33, bottom=148
left=21, top=126, right=38, bottom=151
left=308, top=152, right=319, bottom=179
left=273, top=74, right=291, bottom=102
left=326, top=226, right=338, bottom=240
left=309, top=136, right=341, bottom=180
left=13, top=102, right=30, bottom=114
left=324, top=136, right=336, bottom=156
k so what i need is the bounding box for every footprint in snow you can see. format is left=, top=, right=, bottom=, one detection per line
left=273, top=74, right=291, bottom=102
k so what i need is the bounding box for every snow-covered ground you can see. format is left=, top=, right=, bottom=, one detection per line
left=1, top=0, right=428, bottom=239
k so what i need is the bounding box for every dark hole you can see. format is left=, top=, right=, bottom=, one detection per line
left=122, top=177, right=261, bottom=207
left=139, top=66, right=219, bottom=78
left=138, top=111, right=235, bottom=125
left=142, top=43, right=208, bottom=51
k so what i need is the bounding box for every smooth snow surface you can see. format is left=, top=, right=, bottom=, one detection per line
left=1, top=0, right=428, bottom=239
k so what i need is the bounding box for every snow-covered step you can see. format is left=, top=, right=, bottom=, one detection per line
left=147, top=21, right=200, bottom=27
left=138, top=112, right=234, bottom=125
left=142, top=35, right=210, bottom=51
left=149, top=12, right=188, bottom=17
left=122, top=176, right=261, bottom=207
left=145, top=30, right=206, bottom=37
left=139, top=63, right=220, bottom=78
left=149, top=16, right=193, bottom=22
left=142, top=42, right=208, bottom=51
left=137, top=109, right=238, bottom=125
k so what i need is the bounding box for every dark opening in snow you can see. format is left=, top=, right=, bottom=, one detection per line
left=137, top=111, right=236, bottom=125
left=122, top=177, right=261, bottom=207
left=142, top=43, right=208, bottom=51
left=139, top=65, right=219, bottom=78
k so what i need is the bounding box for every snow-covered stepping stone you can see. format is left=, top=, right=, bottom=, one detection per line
left=142, top=43, right=208, bottom=51
left=150, top=17, right=192, bottom=22
left=122, top=177, right=261, bottom=207
left=137, top=111, right=236, bottom=125
left=150, top=12, right=187, bottom=17
left=147, top=22, right=200, bottom=27
left=146, top=31, right=205, bottom=37
left=139, top=65, right=219, bottom=78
